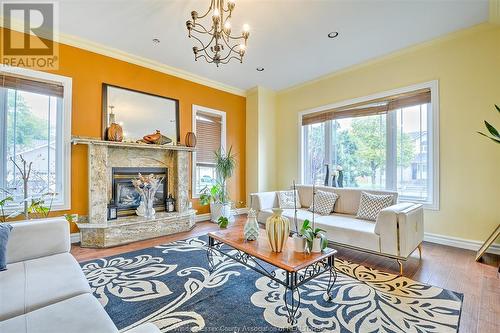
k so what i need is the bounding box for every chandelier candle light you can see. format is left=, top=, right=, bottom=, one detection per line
left=186, top=0, right=250, bottom=66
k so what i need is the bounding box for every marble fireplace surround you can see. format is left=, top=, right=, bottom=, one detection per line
left=72, top=137, right=196, bottom=248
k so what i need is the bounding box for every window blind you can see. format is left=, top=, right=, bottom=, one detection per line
left=196, top=112, right=222, bottom=164
left=0, top=74, right=64, bottom=98
left=302, top=88, right=431, bottom=126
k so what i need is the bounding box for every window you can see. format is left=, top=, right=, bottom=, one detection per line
left=192, top=105, right=226, bottom=197
left=0, top=67, right=72, bottom=212
left=300, top=82, right=438, bottom=208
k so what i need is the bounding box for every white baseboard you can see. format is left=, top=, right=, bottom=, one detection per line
left=70, top=233, right=80, bottom=244
left=195, top=213, right=211, bottom=223
left=195, top=208, right=249, bottom=223
left=424, top=232, right=500, bottom=255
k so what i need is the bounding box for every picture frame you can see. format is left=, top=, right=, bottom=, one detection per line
left=101, top=83, right=180, bottom=143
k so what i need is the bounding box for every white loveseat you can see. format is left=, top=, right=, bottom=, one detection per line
left=0, top=218, right=159, bottom=333
left=250, top=185, right=424, bottom=274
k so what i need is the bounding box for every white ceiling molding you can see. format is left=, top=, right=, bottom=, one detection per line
left=0, top=18, right=247, bottom=97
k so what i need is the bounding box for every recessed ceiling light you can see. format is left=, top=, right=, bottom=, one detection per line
left=152, top=38, right=160, bottom=44
left=328, top=32, right=339, bottom=39
left=256, top=67, right=264, bottom=72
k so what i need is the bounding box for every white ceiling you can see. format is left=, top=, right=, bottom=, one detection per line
left=57, top=0, right=489, bottom=91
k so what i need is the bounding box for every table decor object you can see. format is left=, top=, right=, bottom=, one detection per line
left=265, top=208, right=290, bottom=253
left=243, top=208, right=259, bottom=241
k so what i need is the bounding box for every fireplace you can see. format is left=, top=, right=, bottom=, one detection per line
left=111, top=167, right=168, bottom=217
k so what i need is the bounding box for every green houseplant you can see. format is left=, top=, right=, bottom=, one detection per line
left=477, top=104, right=500, bottom=144
left=301, top=219, right=328, bottom=253
left=199, top=146, right=237, bottom=222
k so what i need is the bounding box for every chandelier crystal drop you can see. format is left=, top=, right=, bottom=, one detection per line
left=186, top=0, right=250, bottom=67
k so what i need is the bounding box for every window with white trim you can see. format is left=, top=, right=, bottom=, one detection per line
left=300, top=83, right=438, bottom=208
left=0, top=68, right=72, bottom=212
left=192, top=106, right=226, bottom=197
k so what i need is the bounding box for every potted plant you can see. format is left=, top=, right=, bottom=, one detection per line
left=301, top=219, right=328, bottom=253
left=199, top=146, right=237, bottom=223
left=477, top=104, right=499, bottom=144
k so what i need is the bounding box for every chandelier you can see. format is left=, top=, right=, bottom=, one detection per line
left=186, top=0, right=250, bottom=67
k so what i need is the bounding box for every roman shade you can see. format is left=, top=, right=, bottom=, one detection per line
left=196, top=112, right=222, bottom=164
left=302, top=88, right=431, bottom=126
left=0, top=74, right=64, bottom=98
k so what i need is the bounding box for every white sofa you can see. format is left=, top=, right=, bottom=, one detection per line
left=250, top=185, right=424, bottom=274
left=0, top=218, right=160, bottom=333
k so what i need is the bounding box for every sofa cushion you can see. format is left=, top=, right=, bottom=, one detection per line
left=315, top=214, right=380, bottom=253
left=296, top=185, right=398, bottom=215
left=0, top=252, right=91, bottom=321
left=356, top=191, right=395, bottom=221
left=277, top=190, right=301, bottom=209
left=0, top=224, right=12, bottom=271
left=308, top=190, right=338, bottom=215
left=0, top=294, right=118, bottom=333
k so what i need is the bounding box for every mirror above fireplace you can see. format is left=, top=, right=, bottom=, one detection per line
left=102, top=84, right=180, bottom=143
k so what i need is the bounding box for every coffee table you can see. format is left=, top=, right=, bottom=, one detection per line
left=206, top=227, right=337, bottom=328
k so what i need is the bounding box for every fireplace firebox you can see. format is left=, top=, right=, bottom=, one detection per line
left=111, top=167, right=168, bottom=217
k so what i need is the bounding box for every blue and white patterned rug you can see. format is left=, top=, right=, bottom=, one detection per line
left=80, top=236, right=463, bottom=332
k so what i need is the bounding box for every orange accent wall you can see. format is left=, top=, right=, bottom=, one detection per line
left=2, top=29, right=246, bottom=233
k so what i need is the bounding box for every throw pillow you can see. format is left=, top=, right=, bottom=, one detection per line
left=0, top=224, right=13, bottom=271
left=356, top=192, right=395, bottom=221
left=308, top=190, right=339, bottom=215
left=278, top=190, right=301, bottom=209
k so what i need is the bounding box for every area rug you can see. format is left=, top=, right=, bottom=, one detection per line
left=80, top=236, right=463, bottom=333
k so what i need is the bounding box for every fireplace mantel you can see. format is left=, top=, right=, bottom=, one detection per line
left=74, top=135, right=196, bottom=248
left=72, top=136, right=195, bottom=152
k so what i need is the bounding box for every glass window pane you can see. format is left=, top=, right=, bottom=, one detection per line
left=195, top=164, right=217, bottom=194
left=5, top=90, right=57, bottom=203
left=396, top=104, right=429, bottom=201
left=332, top=114, right=386, bottom=189
left=304, top=122, right=326, bottom=185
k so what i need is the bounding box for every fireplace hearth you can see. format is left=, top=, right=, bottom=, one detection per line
left=112, top=167, right=168, bottom=217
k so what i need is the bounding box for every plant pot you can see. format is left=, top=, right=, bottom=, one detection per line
left=210, top=202, right=232, bottom=223
left=311, top=237, right=322, bottom=253
left=292, top=234, right=306, bottom=252
left=265, top=208, right=290, bottom=253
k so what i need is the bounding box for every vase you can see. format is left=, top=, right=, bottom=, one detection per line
left=107, top=123, right=123, bottom=142
left=324, top=164, right=330, bottom=186
left=265, top=208, right=290, bottom=253
left=337, top=170, right=344, bottom=188
left=185, top=132, right=197, bottom=147
left=292, top=234, right=306, bottom=252
left=311, top=238, right=322, bottom=253
left=243, top=209, right=260, bottom=241
left=140, top=193, right=156, bottom=219
left=210, top=202, right=232, bottom=223
left=107, top=112, right=123, bottom=142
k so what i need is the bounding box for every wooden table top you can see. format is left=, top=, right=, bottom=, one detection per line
left=208, top=226, right=337, bottom=272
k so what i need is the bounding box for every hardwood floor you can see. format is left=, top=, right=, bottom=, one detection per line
left=72, top=216, right=500, bottom=333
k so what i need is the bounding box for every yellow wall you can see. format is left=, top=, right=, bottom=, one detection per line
left=2, top=28, right=246, bottom=232
left=276, top=24, right=500, bottom=243
left=246, top=86, right=277, bottom=200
